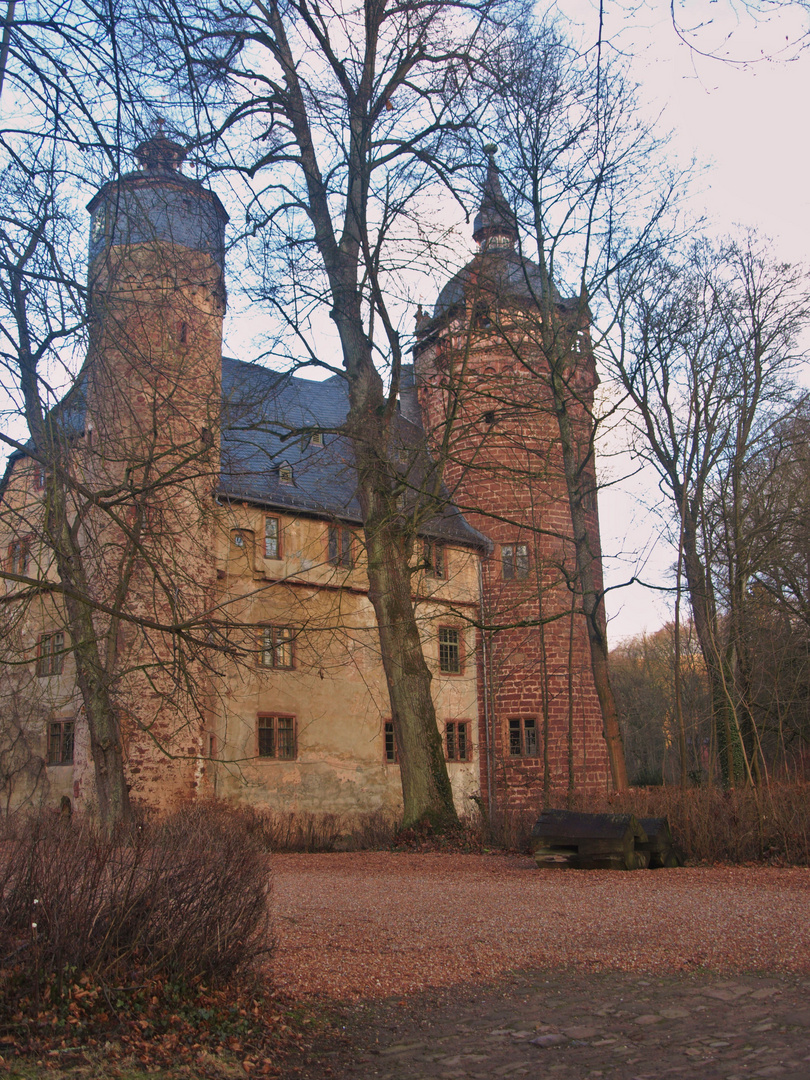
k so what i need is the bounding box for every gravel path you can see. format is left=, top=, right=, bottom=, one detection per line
left=270, top=853, right=810, bottom=1000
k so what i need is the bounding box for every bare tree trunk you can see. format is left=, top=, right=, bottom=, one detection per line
left=547, top=358, right=628, bottom=791
left=343, top=333, right=457, bottom=829
left=363, top=496, right=457, bottom=828
left=674, top=505, right=689, bottom=788
left=14, top=270, right=132, bottom=829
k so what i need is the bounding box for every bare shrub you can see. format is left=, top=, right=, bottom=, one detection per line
left=247, top=808, right=399, bottom=852
left=562, top=783, right=810, bottom=865
left=0, top=802, right=272, bottom=993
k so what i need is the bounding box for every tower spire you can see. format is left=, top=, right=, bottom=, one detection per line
left=472, top=149, right=518, bottom=250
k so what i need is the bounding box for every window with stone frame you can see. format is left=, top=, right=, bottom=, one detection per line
left=438, top=626, right=462, bottom=674
left=257, top=714, right=296, bottom=760
left=384, top=720, right=398, bottom=763
left=260, top=626, right=294, bottom=669
left=9, top=537, right=30, bottom=576
left=502, top=542, right=529, bottom=580
left=264, top=516, right=281, bottom=559
left=37, top=631, right=65, bottom=677
left=48, top=719, right=74, bottom=765
left=327, top=524, right=353, bottom=569
left=508, top=717, right=538, bottom=757
left=423, top=539, right=446, bottom=579
left=445, top=720, right=471, bottom=761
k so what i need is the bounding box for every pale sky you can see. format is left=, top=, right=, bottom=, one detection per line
left=557, top=0, right=810, bottom=644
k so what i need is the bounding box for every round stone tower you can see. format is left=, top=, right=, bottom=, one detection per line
left=414, top=159, right=610, bottom=811
left=74, top=134, right=229, bottom=812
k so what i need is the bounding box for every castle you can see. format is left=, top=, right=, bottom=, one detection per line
left=0, top=136, right=610, bottom=819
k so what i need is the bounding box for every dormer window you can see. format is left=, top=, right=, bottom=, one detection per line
left=279, top=463, right=293, bottom=485
left=311, top=432, right=324, bottom=447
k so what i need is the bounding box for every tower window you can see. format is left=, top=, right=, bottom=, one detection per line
left=423, top=540, right=446, bottom=579
left=9, top=538, right=30, bottom=576
left=483, top=410, right=496, bottom=426
left=474, top=302, right=491, bottom=329
left=509, top=717, right=538, bottom=757
left=502, top=543, right=529, bottom=580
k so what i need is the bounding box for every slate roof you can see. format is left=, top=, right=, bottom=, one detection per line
left=1, top=355, right=488, bottom=551
left=433, top=246, right=569, bottom=322
left=218, top=356, right=489, bottom=550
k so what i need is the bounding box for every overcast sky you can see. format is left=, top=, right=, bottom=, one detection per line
left=556, top=0, right=810, bottom=644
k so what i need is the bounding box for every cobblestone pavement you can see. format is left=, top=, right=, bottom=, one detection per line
left=292, top=971, right=810, bottom=1079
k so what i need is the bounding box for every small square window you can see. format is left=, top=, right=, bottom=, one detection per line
left=445, top=721, right=470, bottom=761
left=328, top=525, right=353, bottom=569
left=502, top=542, right=529, bottom=580
left=231, top=528, right=252, bottom=551
left=423, top=540, right=446, bottom=579
left=37, top=632, right=65, bottom=677
left=257, top=715, right=296, bottom=760
left=48, top=719, right=74, bottom=765
left=384, top=720, right=398, bottom=763
left=260, top=626, right=294, bottom=669
left=508, top=717, right=538, bottom=757
left=265, top=517, right=281, bottom=559
left=438, top=627, right=461, bottom=674
left=311, top=432, right=324, bottom=446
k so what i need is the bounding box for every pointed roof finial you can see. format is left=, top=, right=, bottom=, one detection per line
left=473, top=146, right=518, bottom=250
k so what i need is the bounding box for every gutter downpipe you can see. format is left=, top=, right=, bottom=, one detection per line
left=479, top=557, right=495, bottom=820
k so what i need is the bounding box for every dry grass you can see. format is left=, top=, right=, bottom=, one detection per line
left=471, top=783, right=810, bottom=865
left=202, top=783, right=810, bottom=864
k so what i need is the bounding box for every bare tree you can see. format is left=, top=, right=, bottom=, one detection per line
left=445, top=17, right=690, bottom=790
left=132, top=0, right=514, bottom=828
left=609, top=234, right=810, bottom=785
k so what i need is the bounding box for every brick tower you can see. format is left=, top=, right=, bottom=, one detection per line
left=75, top=133, right=228, bottom=810
left=414, top=160, right=610, bottom=813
